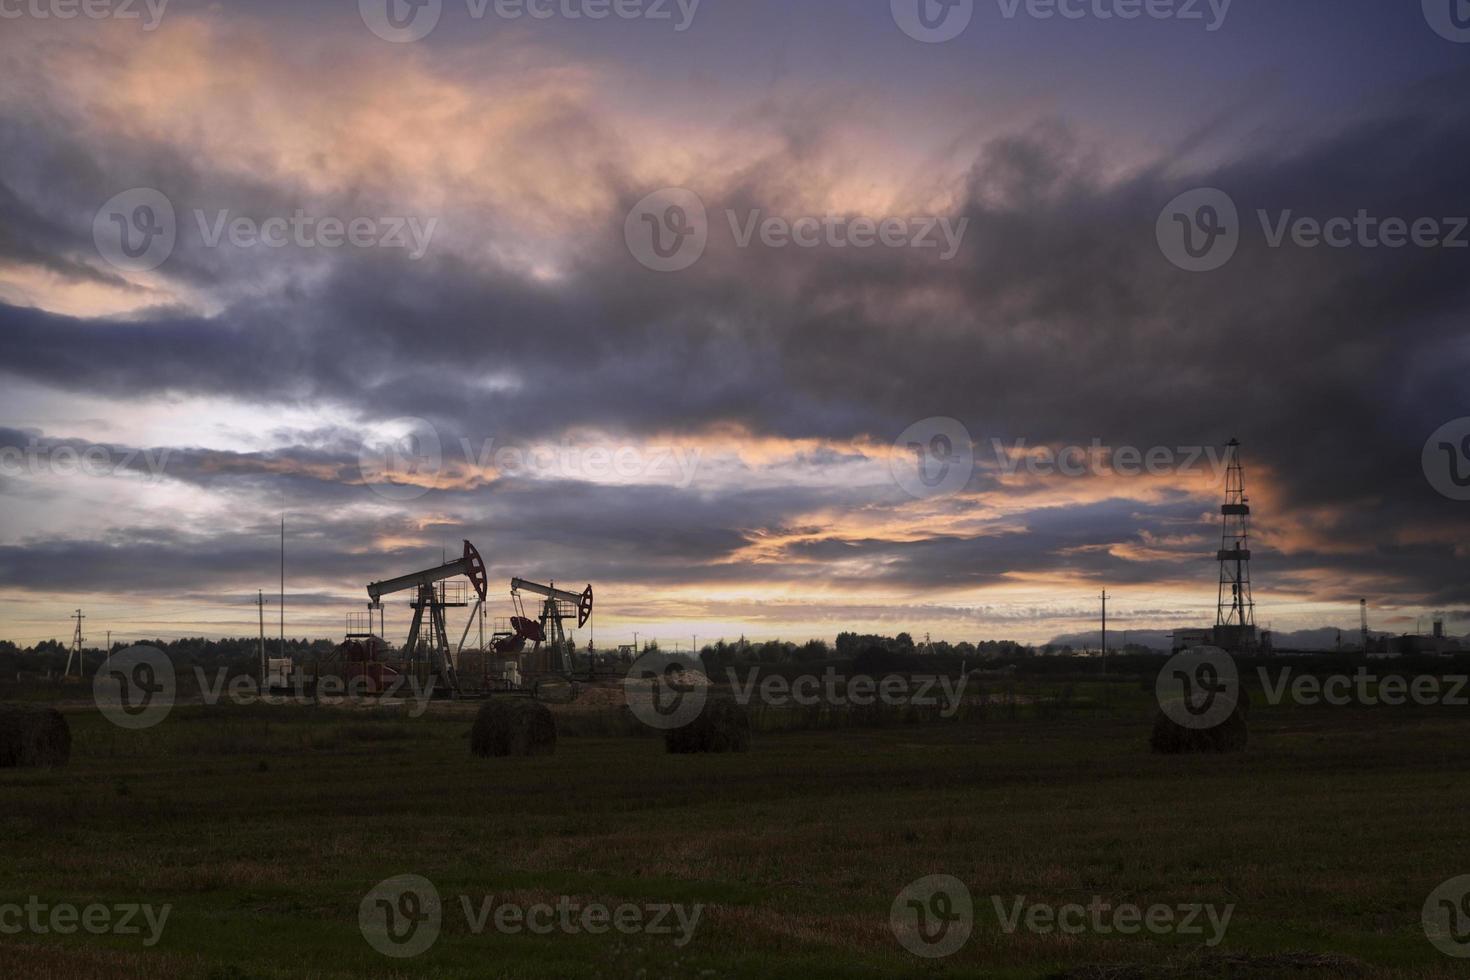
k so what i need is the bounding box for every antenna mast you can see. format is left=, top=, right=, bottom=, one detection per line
left=280, top=516, right=285, bottom=658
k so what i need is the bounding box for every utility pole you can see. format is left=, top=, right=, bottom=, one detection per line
left=66, top=609, right=85, bottom=680
left=257, top=590, right=268, bottom=689
left=633, top=631, right=639, bottom=654
left=105, top=630, right=112, bottom=664
left=1100, top=590, right=1109, bottom=673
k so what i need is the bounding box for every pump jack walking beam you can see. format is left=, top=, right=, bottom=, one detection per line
left=366, top=541, right=488, bottom=693
left=509, top=578, right=593, bottom=628
left=368, top=541, right=488, bottom=605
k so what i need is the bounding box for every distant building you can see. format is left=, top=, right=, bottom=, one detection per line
left=1212, top=623, right=1262, bottom=652
left=1169, top=625, right=1270, bottom=653
left=1171, top=628, right=1212, bottom=652
left=1390, top=620, right=1463, bottom=657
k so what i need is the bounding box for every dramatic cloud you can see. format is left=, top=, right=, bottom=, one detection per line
left=1, top=7, right=1466, bottom=645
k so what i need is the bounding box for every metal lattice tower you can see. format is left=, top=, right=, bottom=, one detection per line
left=1216, top=439, right=1255, bottom=630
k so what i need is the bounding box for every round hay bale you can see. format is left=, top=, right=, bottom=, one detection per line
left=664, top=697, right=751, bottom=754
left=0, top=704, right=71, bottom=768
left=471, top=699, right=556, bottom=758
left=1150, top=690, right=1249, bottom=755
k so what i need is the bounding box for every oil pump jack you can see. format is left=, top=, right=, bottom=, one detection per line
left=509, top=578, right=593, bottom=675
left=366, top=541, right=488, bottom=695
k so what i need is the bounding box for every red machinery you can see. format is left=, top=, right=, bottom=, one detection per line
left=337, top=638, right=402, bottom=695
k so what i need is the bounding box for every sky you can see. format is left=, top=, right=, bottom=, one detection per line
left=0, top=0, right=1468, bottom=649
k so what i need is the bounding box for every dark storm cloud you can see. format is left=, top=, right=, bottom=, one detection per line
left=0, top=171, right=116, bottom=289
left=4, top=70, right=1467, bottom=448
left=2, top=39, right=1468, bottom=618
left=785, top=497, right=1213, bottom=589
left=0, top=422, right=867, bottom=593
left=0, top=422, right=1210, bottom=599
left=0, top=420, right=1218, bottom=599
left=0, top=479, right=795, bottom=595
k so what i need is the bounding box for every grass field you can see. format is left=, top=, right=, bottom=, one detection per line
left=2, top=675, right=1468, bottom=978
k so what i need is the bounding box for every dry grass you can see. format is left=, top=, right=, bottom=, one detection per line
left=2, top=687, right=1468, bottom=977
left=0, top=703, right=71, bottom=768
left=0, top=943, right=205, bottom=980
